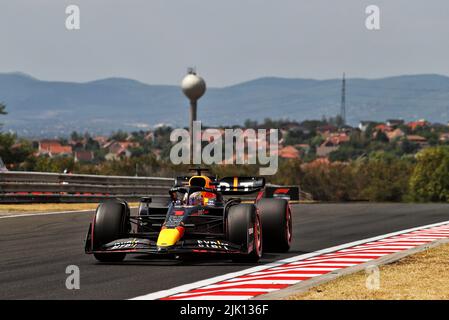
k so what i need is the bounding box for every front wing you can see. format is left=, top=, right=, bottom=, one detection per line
left=85, top=231, right=244, bottom=256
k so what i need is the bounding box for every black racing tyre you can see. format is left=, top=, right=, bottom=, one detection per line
left=257, top=198, right=292, bottom=252
left=227, top=204, right=262, bottom=263
left=92, top=200, right=129, bottom=262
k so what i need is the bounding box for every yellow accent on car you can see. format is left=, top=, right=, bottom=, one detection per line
left=156, top=228, right=183, bottom=247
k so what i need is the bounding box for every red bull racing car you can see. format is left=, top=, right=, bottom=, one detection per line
left=85, top=169, right=293, bottom=262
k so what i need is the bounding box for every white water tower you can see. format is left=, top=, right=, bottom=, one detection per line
left=181, top=68, right=206, bottom=160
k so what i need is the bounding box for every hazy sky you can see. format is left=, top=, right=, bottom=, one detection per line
left=1, top=0, right=448, bottom=86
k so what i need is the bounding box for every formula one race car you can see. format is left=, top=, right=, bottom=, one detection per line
left=85, top=169, right=292, bottom=262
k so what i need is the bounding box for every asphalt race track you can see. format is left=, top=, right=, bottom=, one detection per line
left=1, top=203, right=448, bottom=299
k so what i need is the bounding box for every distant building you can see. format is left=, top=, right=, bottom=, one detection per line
left=386, top=128, right=405, bottom=141
left=74, top=151, right=94, bottom=162
left=315, top=132, right=350, bottom=157
left=358, top=121, right=377, bottom=132
left=339, top=125, right=354, bottom=133
left=407, top=120, right=429, bottom=131
left=104, top=141, right=138, bottom=154
left=316, top=140, right=339, bottom=157
left=289, top=125, right=311, bottom=135
left=439, top=133, right=449, bottom=143
left=386, top=119, right=405, bottom=127
left=93, top=136, right=108, bottom=146
left=38, top=139, right=60, bottom=152
left=405, top=135, right=428, bottom=148
left=38, top=140, right=72, bottom=157
left=328, top=133, right=350, bottom=145
left=105, top=147, right=132, bottom=161
left=295, top=144, right=311, bottom=154
left=278, top=146, right=300, bottom=159
left=102, top=140, right=116, bottom=150
left=374, top=124, right=393, bottom=133
left=316, top=125, right=338, bottom=137
left=144, top=131, right=154, bottom=141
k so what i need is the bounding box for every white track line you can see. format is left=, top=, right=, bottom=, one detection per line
left=0, top=209, right=95, bottom=219
left=0, top=206, right=139, bottom=219
left=131, top=219, right=449, bottom=300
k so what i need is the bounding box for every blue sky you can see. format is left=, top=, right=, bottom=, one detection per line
left=1, top=0, right=448, bottom=86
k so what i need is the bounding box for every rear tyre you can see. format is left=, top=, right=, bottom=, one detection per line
left=257, top=198, right=292, bottom=252
left=92, top=200, right=129, bottom=262
left=227, top=204, right=262, bottom=263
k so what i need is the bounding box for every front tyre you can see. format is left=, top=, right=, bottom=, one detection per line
left=92, top=200, right=130, bottom=262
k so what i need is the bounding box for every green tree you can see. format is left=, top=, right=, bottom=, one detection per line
left=329, top=145, right=365, bottom=162
left=299, top=162, right=356, bottom=201
left=399, top=139, right=420, bottom=155
left=111, top=130, right=128, bottom=141
left=284, top=129, right=307, bottom=145
left=409, top=147, right=449, bottom=202
left=243, top=119, right=258, bottom=128
left=374, top=130, right=389, bottom=143
left=0, top=103, right=6, bottom=115
left=0, top=102, right=7, bottom=128
left=70, top=131, right=82, bottom=142
left=0, top=133, right=35, bottom=169
left=271, top=159, right=303, bottom=186
left=356, top=156, right=413, bottom=201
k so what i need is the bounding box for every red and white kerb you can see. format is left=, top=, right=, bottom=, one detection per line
left=158, top=223, right=449, bottom=300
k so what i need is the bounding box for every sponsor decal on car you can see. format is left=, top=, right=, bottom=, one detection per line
left=274, top=188, right=290, bottom=194
left=197, top=240, right=229, bottom=250
left=190, top=209, right=208, bottom=216
left=110, top=239, right=138, bottom=250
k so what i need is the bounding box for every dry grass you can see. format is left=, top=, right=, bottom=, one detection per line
left=0, top=202, right=139, bottom=214
left=288, top=243, right=449, bottom=300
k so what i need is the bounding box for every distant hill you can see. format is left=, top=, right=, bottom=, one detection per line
left=1, top=72, right=449, bottom=137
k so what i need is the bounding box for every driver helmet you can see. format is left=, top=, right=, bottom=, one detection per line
left=187, top=191, right=204, bottom=206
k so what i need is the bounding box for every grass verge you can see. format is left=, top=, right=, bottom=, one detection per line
left=288, top=242, right=449, bottom=300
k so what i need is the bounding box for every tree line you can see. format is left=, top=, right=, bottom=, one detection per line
left=2, top=104, right=449, bottom=202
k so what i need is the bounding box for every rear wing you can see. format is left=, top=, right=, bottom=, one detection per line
left=215, top=177, right=265, bottom=195
left=174, top=175, right=265, bottom=194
